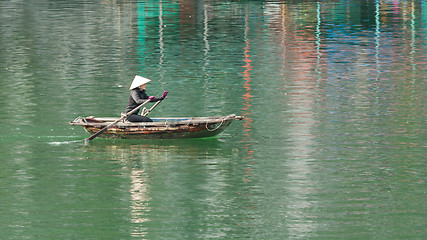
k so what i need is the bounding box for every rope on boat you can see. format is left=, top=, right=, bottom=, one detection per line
left=206, top=118, right=224, bottom=132
left=72, top=116, right=86, bottom=124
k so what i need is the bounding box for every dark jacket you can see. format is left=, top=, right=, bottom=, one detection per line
left=125, top=88, right=161, bottom=114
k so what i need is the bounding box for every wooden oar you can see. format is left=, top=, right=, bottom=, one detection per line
left=84, top=99, right=151, bottom=142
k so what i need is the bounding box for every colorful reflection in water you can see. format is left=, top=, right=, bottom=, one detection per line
left=241, top=7, right=254, bottom=144
left=0, top=0, right=425, bottom=239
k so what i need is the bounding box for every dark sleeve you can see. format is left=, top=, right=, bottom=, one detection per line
left=149, top=97, right=163, bottom=102
left=130, top=89, right=148, bottom=104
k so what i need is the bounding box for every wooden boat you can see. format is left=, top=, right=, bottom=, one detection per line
left=70, top=114, right=243, bottom=139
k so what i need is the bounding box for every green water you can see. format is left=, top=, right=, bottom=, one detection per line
left=1, top=0, right=425, bottom=239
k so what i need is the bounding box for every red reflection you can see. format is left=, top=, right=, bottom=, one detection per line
left=241, top=9, right=255, bottom=183
left=241, top=15, right=253, bottom=138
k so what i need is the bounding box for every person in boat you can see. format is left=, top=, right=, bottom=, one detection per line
left=125, top=75, right=164, bottom=122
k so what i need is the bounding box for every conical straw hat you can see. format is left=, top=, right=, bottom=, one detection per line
left=129, top=75, right=151, bottom=90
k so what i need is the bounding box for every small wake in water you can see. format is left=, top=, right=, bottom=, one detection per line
left=48, top=139, right=84, bottom=145
left=47, top=135, right=87, bottom=145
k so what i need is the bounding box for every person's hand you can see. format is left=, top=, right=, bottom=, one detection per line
left=160, top=91, right=169, bottom=100
left=148, top=96, right=155, bottom=102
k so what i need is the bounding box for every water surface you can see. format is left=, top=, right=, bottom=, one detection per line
left=0, top=0, right=425, bottom=239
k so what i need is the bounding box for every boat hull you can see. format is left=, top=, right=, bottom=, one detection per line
left=70, top=114, right=243, bottom=139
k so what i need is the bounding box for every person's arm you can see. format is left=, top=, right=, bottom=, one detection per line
left=131, top=89, right=163, bottom=103
left=130, top=89, right=149, bottom=104
left=148, top=96, right=163, bottom=102
left=149, top=91, right=168, bottom=102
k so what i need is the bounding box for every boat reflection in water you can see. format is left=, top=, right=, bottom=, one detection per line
left=82, top=139, right=239, bottom=238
